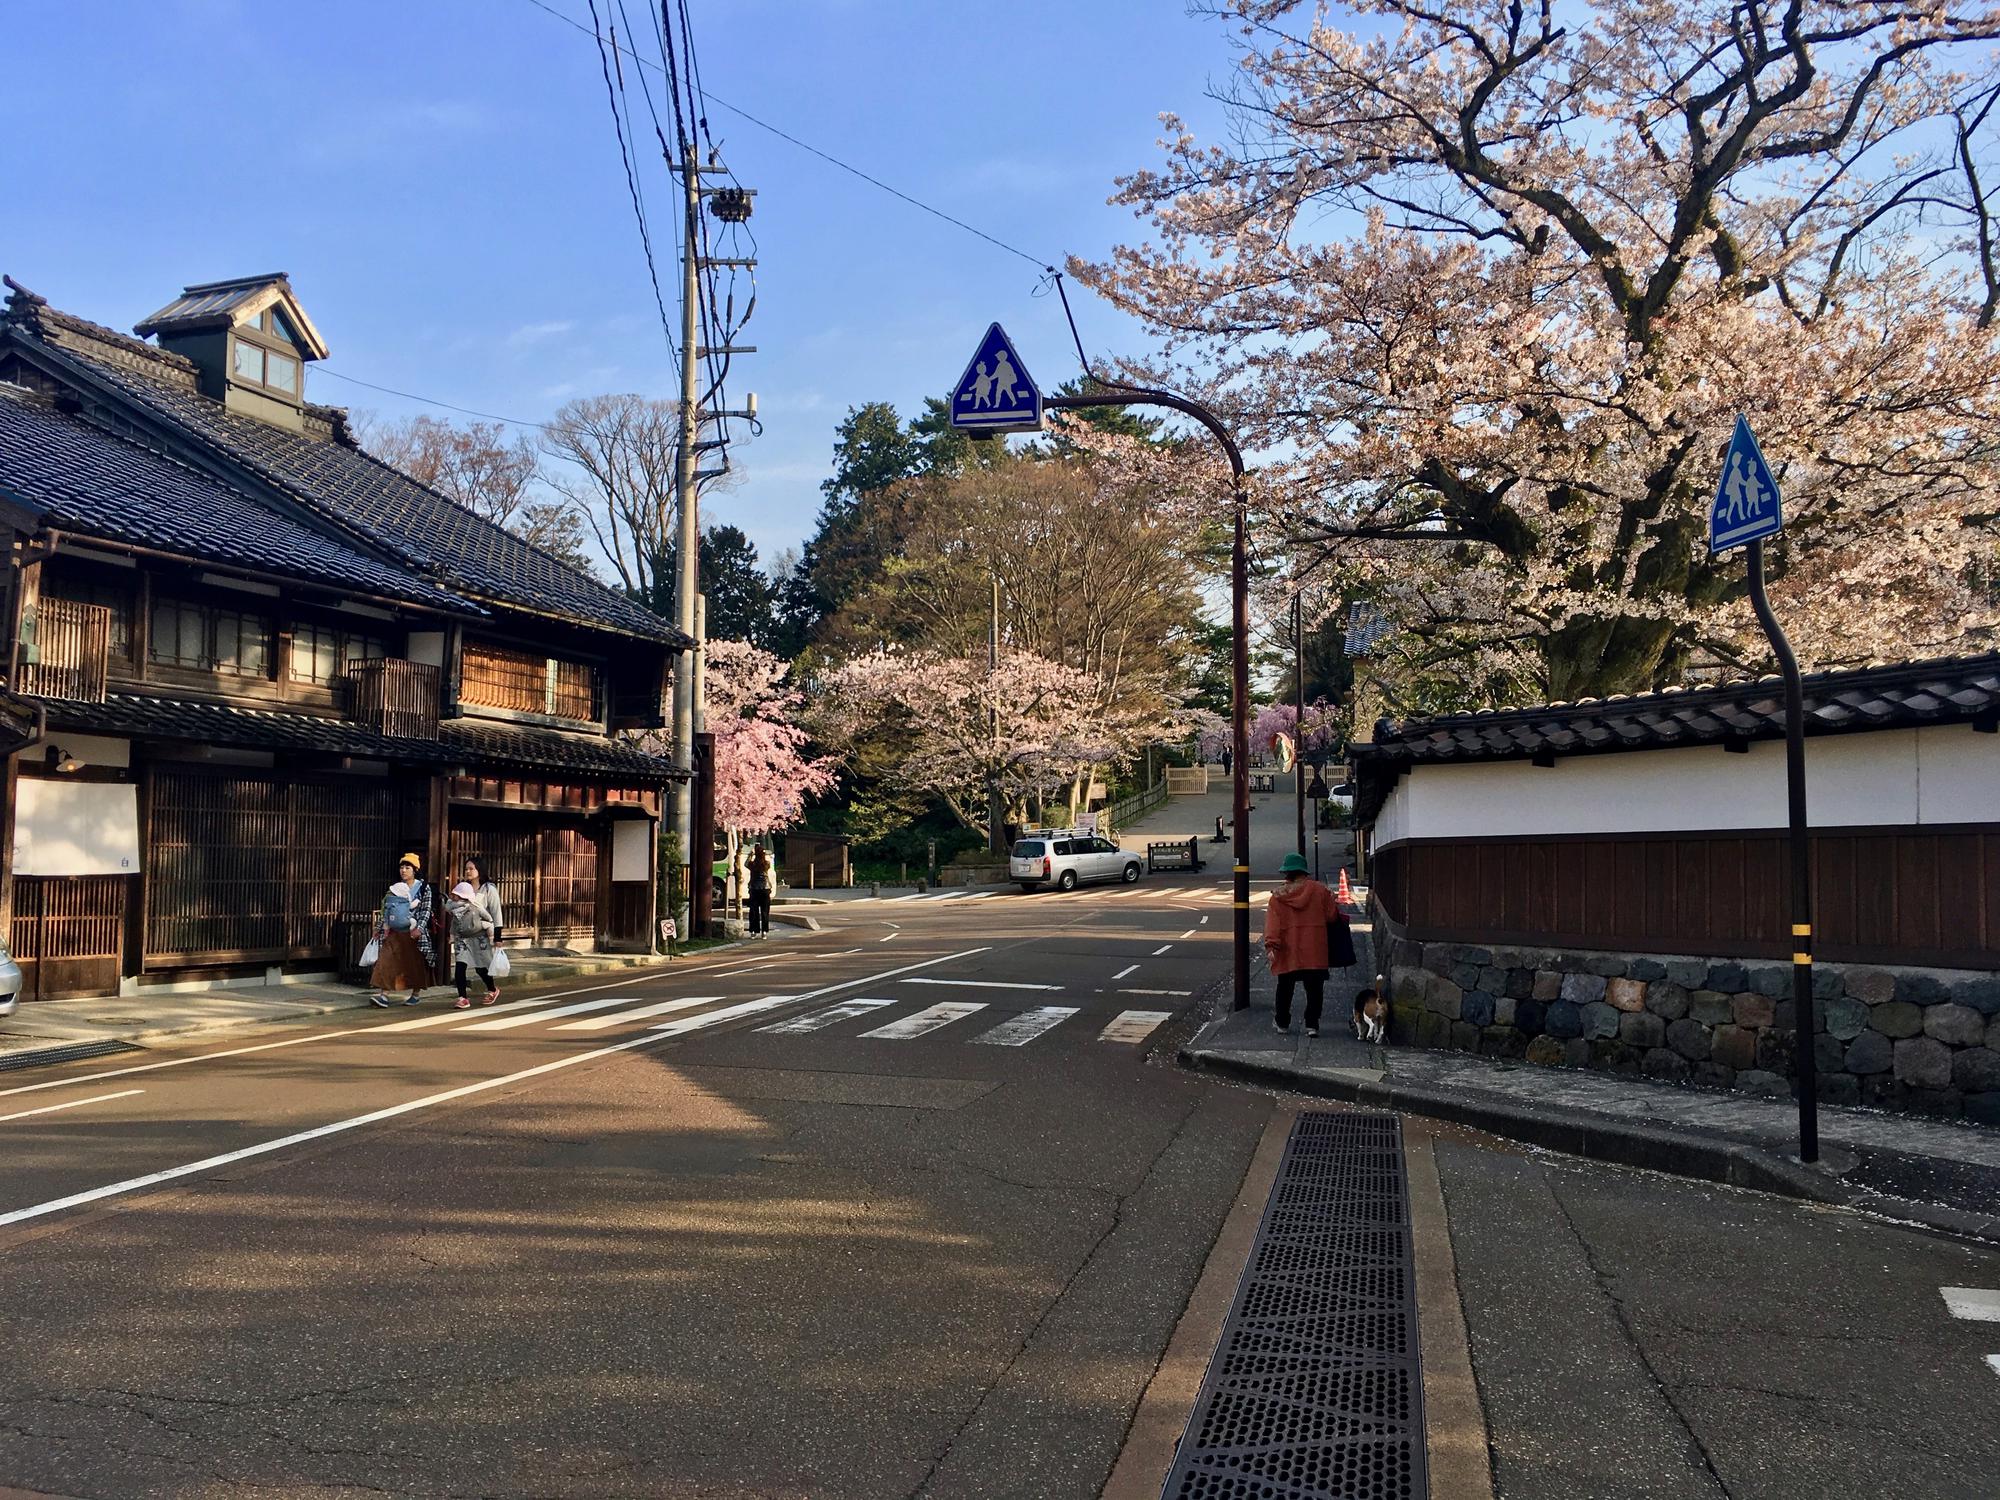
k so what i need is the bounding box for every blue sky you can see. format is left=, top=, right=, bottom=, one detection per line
left=4, top=0, right=1245, bottom=571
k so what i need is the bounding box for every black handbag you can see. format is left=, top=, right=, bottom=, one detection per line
left=1327, top=910, right=1358, bottom=969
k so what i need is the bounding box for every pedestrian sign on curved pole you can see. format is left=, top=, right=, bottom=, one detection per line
left=1709, top=413, right=1817, bottom=1162
left=948, top=323, right=1044, bottom=435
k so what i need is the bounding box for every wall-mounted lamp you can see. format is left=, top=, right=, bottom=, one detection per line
left=44, top=745, right=79, bottom=774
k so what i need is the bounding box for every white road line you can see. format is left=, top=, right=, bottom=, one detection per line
left=553, top=996, right=725, bottom=1031
left=1100, top=1010, right=1173, bottom=1044
left=1113, top=964, right=1139, bottom=980
left=1987, top=1355, right=2000, bottom=1382
left=0, top=1030, right=348, bottom=1101
left=1942, top=1287, right=2000, bottom=1322
left=712, top=963, right=776, bottom=977
left=0, top=1028, right=686, bottom=1229
left=960, top=891, right=994, bottom=901
left=1151, top=944, right=1173, bottom=955
left=459, top=995, right=654, bottom=1032
left=878, top=933, right=899, bottom=943
left=860, top=1002, right=986, bottom=1040
left=757, top=998, right=896, bottom=1035
left=1179, top=929, right=1197, bottom=939
left=649, top=995, right=801, bottom=1037
left=973, top=1007, right=1078, bottom=1046
left=373, top=971, right=691, bottom=1033
left=789, top=948, right=990, bottom=1003
left=1120, top=988, right=1193, bottom=996
left=1199, top=915, right=1210, bottom=925
left=901, top=977, right=1062, bottom=992
left=0, top=1089, right=144, bottom=1124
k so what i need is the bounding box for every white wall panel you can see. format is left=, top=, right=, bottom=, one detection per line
left=13, top=779, right=139, bottom=875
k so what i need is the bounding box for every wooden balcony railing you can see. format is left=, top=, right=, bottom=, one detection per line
left=345, top=657, right=440, bottom=739
left=19, top=597, right=111, bottom=703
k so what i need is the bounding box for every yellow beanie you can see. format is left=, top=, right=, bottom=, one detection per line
left=399, top=851, right=422, bottom=869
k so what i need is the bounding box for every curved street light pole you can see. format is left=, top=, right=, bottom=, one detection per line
left=1043, top=389, right=1255, bottom=1012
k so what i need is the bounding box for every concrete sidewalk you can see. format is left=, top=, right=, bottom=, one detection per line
left=0, top=944, right=740, bottom=1066
left=1113, top=779, right=1356, bottom=881
left=1182, top=917, right=2000, bottom=1245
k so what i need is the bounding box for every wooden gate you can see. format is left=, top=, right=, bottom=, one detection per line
left=145, top=768, right=406, bottom=965
left=11, top=875, right=127, bottom=1000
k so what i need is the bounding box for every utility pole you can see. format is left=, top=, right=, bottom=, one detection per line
left=669, top=142, right=703, bottom=917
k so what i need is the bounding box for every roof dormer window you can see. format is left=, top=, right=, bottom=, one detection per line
left=134, top=274, right=329, bottom=430
left=233, top=336, right=299, bottom=396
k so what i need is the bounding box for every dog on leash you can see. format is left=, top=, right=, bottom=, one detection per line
left=1350, top=986, right=1386, bottom=1043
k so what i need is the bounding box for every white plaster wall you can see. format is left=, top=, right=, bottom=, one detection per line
left=14, top=780, right=139, bottom=875
left=1377, top=724, right=1995, bottom=845
left=610, top=818, right=651, bottom=882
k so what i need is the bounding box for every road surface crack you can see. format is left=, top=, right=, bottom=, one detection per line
left=899, top=1093, right=1205, bottom=1500
left=1544, top=1170, right=1734, bottom=1499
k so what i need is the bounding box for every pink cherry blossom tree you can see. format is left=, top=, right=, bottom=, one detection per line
left=815, top=647, right=1186, bottom=838
left=700, top=640, right=839, bottom=838
left=1076, top=0, right=2000, bottom=705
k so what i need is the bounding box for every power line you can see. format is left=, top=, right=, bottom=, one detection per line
left=522, top=0, right=1052, bottom=272
left=314, top=367, right=554, bottom=431
left=586, top=0, right=679, bottom=379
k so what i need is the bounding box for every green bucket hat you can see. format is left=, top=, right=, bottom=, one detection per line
left=1279, top=852, right=1309, bottom=875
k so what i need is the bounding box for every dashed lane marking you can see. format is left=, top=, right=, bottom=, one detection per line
left=1120, top=988, right=1193, bottom=996
left=712, top=962, right=777, bottom=977
left=1099, top=1010, right=1172, bottom=1044
left=1942, top=1287, right=2000, bottom=1321
left=1987, top=1355, right=2000, bottom=1382
left=901, top=977, right=1061, bottom=992
left=756, top=998, right=896, bottom=1034
left=1179, top=928, right=1197, bottom=939
left=972, top=1007, right=1078, bottom=1046
left=1151, top=944, right=1173, bottom=955
left=553, top=996, right=725, bottom=1031
left=1113, top=964, right=1139, bottom=980
left=859, top=1002, right=986, bottom=1040
left=878, top=932, right=899, bottom=943
left=0, top=1089, right=144, bottom=1124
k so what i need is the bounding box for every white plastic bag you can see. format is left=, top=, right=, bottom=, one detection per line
left=489, top=947, right=512, bottom=979
left=358, top=937, right=381, bottom=968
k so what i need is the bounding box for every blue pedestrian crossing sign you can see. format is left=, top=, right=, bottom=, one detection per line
left=1709, top=415, right=1783, bottom=552
left=949, top=323, right=1042, bottom=435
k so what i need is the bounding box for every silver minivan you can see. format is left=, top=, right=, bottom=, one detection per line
left=1009, top=831, right=1141, bottom=892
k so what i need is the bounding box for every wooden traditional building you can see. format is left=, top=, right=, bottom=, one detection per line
left=0, top=273, right=687, bottom=1000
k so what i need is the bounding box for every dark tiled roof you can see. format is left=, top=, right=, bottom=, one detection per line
left=42, top=692, right=683, bottom=783
left=1353, top=652, right=2000, bottom=824
left=0, top=384, right=479, bottom=612
left=64, top=348, right=682, bottom=644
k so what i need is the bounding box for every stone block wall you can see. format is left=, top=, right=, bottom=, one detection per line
left=1381, top=937, right=2000, bottom=1123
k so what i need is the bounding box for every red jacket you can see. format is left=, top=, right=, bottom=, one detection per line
left=1263, top=877, right=1339, bottom=974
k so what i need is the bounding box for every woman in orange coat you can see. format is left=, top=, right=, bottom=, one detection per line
left=1263, top=851, right=1342, bottom=1035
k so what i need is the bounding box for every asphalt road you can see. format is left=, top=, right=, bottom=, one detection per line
left=0, top=876, right=1266, bottom=1500
left=4, top=874, right=1999, bottom=1500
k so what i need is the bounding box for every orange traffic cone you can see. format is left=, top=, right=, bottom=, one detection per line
left=1336, top=868, right=1353, bottom=905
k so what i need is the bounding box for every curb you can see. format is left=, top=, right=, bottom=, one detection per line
left=1178, top=1045, right=2000, bottom=1247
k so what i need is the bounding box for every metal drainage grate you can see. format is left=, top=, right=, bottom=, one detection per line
left=1161, top=1110, right=1427, bottom=1500
left=0, top=1039, right=141, bottom=1074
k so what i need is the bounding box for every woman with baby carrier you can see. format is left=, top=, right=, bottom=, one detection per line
left=368, top=852, right=438, bottom=1008
left=446, top=856, right=505, bottom=1009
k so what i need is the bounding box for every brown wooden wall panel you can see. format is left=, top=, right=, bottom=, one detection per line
left=145, top=770, right=401, bottom=966
left=12, top=875, right=127, bottom=999
left=1373, top=825, right=2000, bottom=969
left=448, top=814, right=600, bottom=946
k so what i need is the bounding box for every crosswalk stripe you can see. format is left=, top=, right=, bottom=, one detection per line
left=1100, top=1010, right=1172, bottom=1043
left=758, top=998, right=897, bottom=1034
left=973, top=1006, right=1079, bottom=1046
left=1120, top=987, right=1192, bottom=996
left=1942, top=1287, right=2000, bottom=1321
left=553, top=995, right=725, bottom=1031
left=650, top=994, right=801, bottom=1037
left=860, top=1002, right=985, bottom=1040
left=373, top=995, right=571, bottom=1032
left=1113, top=965, right=1139, bottom=980
left=460, top=995, right=652, bottom=1031
left=901, top=977, right=1062, bottom=992
left=1987, top=1355, right=2000, bottom=1381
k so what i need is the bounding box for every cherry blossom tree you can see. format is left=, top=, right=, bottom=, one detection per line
left=699, top=640, right=839, bottom=838
left=1077, top=0, right=2000, bottom=704
left=814, top=648, right=1185, bottom=838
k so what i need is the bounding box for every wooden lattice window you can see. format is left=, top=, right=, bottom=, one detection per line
left=146, top=769, right=406, bottom=963
left=461, top=640, right=597, bottom=722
